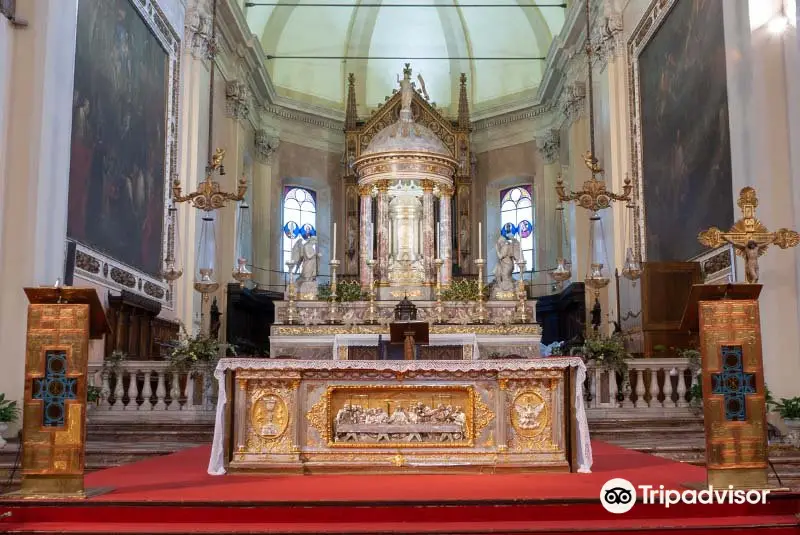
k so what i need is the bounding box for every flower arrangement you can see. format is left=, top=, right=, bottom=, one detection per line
left=317, top=279, right=366, bottom=302
left=87, top=385, right=103, bottom=405
left=102, top=349, right=127, bottom=376
left=0, top=393, right=20, bottom=423
left=575, top=332, right=631, bottom=375
left=440, top=278, right=489, bottom=302
left=166, top=328, right=223, bottom=375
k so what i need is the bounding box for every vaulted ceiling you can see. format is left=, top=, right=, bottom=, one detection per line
left=242, top=1, right=566, bottom=114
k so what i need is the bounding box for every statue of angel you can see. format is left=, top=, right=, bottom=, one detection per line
left=417, top=73, right=429, bottom=100
left=493, top=235, right=521, bottom=292
left=291, top=236, right=321, bottom=282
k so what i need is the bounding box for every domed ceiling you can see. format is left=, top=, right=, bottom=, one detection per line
left=242, top=1, right=565, bottom=114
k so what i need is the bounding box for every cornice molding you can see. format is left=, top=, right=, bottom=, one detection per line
left=472, top=103, right=551, bottom=131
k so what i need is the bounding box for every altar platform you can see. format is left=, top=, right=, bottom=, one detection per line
left=3, top=442, right=799, bottom=534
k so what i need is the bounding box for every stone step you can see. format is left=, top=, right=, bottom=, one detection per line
left=86, top=422, right=214, bottom=443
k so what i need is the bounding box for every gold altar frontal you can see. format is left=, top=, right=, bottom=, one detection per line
left=215, top=358, right=587, bottom=475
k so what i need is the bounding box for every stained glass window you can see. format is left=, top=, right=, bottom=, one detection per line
left=500, top=185, right=534, bottom=270
left=282, top=187, right=317, bottom=272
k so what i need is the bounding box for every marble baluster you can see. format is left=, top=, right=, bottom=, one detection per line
left=421, top=180, right=435, bottom=283
left=358, top=185, right=373, bottom=290
left=376, top=181, right=390, bottom=284
left=439, top=186, right=453, bottom=285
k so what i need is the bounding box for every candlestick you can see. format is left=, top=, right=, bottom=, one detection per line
left=285, top=261, right=298, bottom=325
left=516, top=260, right=528, bottom=323
left=332, top=222, right=337, bottom=261
left=474, top=258, right=487, bottom=324
left=437, top=223, right=441, bottom=259
left=328, top=259, right=340, bottom=324
left=478, top=222, right=482, bottom=258
left=365, top=259, right=377, bottom=324
left=434, top=258, right=445, bottom=324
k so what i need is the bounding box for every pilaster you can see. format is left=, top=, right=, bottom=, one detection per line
left=722, top=1, right=800, bottom=397
left=0, top=0, right=79, bottom=433
left=252, top=133, right=278, bottom=288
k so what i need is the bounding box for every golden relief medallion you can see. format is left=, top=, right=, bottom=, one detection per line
left=511, top=390, right=548, bottom=439
left=250, top=391, right=289, bottom=439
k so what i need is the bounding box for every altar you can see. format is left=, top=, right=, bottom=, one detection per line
left=208, top=358, right=592, bottom=475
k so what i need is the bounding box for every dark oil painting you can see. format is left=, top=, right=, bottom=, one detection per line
left=67, top=0, right=168, bottom=277
left=639, top=0, right=733, bottom=261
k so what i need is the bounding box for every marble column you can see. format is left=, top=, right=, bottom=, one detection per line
left=376, top=180, right=390, bottom=284
left=439, top=185, right=454, bottom=285
left=421, top=180, right=435, bottom=283
left=358, top=185, right=374, bottom=290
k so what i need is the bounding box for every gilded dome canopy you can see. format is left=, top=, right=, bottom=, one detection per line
left=362, top=114, right=451, bottom=157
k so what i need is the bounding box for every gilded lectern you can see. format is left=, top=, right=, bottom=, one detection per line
left=18, top=287, right=109, bottom=498
left=681, top=283, right=768, bottom=489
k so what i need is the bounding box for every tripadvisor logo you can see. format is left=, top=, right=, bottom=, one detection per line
left=600, top=478, right=770, bottom=514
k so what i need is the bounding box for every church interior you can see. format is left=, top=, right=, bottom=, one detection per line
left=1, top=0, right=800, bottom=532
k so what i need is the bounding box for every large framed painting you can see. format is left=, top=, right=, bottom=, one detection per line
left=628, top=0, right=734, bottom=262
left=66, top=0, right=180, bottom=306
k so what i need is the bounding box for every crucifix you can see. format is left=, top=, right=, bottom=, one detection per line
left=698, top=187, right=800, bottom=283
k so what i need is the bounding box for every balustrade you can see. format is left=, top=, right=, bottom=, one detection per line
left=87, top=361, right=215, bottom=422
left=86, top=358, right=696, bottom=424
left=583, top=358, right=697, bottom=417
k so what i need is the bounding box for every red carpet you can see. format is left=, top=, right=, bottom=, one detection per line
left=1, top=441, right=798, bottom=534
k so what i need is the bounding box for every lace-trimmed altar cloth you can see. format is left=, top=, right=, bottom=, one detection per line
left=207, top=358, right=593, bottom=475
left=332, top=333, right=480, bottom=360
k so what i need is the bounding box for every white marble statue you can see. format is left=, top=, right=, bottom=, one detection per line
left=397, top=65, right=414, bottom=113
left=493, top=235, right=521, bottom=293
left=292, top=236, right=320, bottom=282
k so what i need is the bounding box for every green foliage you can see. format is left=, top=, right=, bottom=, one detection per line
left=440, top=278, right=489, bottom=302
left=87, top=385, right=103, bottom=404
left=0, top=393, right=20, bottom=423
left=776, top=397, right=800, bottom=419
left=102, top=350, right=127, bottom=375
left=317, top=280, right=366, bottom=302
left=168, top=328, right=222, bottom=375
left=576, top=332, right=631, bottom=375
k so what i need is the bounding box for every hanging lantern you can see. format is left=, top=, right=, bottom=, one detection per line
left=162, top=201, right=183, bottom=282
left=549, top=201, right=572, bottom=284
left=194, top=214, right=219, bottom=295
left=232, top=201, right=252, bottom=286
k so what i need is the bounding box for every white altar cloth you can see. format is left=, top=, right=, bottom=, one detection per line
left=208, top=358, right=593, bottom=475
left=331, top=333, right=480, bottom=360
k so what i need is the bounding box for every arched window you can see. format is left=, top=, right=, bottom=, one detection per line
left=500, top=185, right=534, bottom=270
left=282, top=186, right=317, bottom=271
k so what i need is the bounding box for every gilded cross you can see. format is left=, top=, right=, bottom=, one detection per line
left=710, top=345, right=756, bottom=422
left=31, top=350, right=78, bottom=427
left=698, top=187, right=799, bottom=283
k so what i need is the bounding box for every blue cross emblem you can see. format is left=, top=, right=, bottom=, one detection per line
left=31, top=350, right=77, bottom=427
left=711, top=345, right=756, bottom=422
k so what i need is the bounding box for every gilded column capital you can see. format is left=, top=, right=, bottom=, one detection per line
left=421, top=179, right=434, bottom=193
left=357, top=184, right=372, bottom=196
left=439, top=184, right=454, bottom=197
left=377, top=180, right=391, bottom=193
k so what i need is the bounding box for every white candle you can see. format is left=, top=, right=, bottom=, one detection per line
left=436, top=223, right=441, bottom=259
left=332, top=222, right=337, bottom=261
left=478, top=222, right=482, bottom=259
